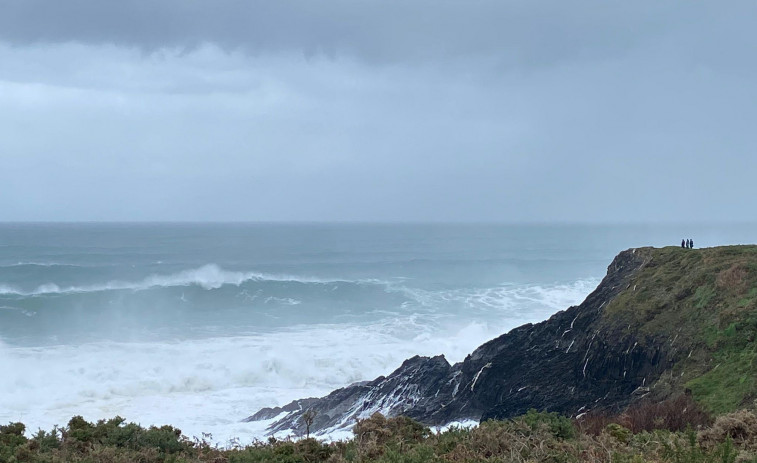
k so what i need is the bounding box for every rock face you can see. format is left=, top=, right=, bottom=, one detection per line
left=245, top=247, right=680, bottom=436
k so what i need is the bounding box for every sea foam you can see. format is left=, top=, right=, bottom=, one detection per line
left=0, top=277, right=597, bottom=444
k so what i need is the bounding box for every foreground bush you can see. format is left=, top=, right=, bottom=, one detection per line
left=577, top=394, right=713, bottom=435
left=2, top=409, right=757, bottom=462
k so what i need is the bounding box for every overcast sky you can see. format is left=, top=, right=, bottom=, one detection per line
left=1, top=1, right=755, bottom=222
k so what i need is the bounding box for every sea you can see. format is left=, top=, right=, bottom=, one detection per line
left=0, top=222, right=754, bottom=443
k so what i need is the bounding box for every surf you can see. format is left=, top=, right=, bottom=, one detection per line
left=0, top=264, right=389, bottom=296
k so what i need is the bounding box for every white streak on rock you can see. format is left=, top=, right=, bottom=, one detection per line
left=470, top=363, right=492, bottom=392
left=565, top=340, right=575, bottom=353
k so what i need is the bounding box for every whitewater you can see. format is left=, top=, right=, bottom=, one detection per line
left=1, top=223, right=753, bottom=444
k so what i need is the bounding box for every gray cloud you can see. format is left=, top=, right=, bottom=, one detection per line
left=4, top=1, right=750, bottom=67
left=0, top=2, right=756, bottom=222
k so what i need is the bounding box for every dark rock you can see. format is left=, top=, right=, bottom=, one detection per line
left=243, top=397, right=322, bottom=422
left=245, top=247, right=677, bottom=435
left=251, top=355, right=455, bottom=436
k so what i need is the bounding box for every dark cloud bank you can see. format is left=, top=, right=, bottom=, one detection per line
left=0, top=1, right=755, bottom=222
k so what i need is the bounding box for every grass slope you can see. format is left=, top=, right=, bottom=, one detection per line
left=600, top=245, right=757, bottom=414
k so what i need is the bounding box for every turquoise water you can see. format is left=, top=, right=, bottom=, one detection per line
left=0, top=222, right=754, bottom=441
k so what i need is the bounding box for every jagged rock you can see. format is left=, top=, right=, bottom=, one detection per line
left=244, top=397, right=322, bottom=422
left=245, top=246, right=757, bottom=436
left=248, top=355, right=455, bottom=435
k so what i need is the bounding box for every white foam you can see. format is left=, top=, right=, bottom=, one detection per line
left=0, top=284, right=22, bottom=295
left=0, top=264, right=387, bottom=296
left=264, top=297, right=302, bottom=305
left=0, top=277, right=597, bottom=444
left=1, top=262, right=82, bottom=268
left=0, top=324, right=429, bottom=444
left=0, top=306, right=36, bottom=317
left=394, top=278, right=599, bottom=314
left=393, top=278, right=600, bottom=347
left=435, top=420, right=479, bottom=433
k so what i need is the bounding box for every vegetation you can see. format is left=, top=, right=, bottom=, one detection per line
left=3, top=406, right=757, bottom=463
left=3, top=245, right=757, bottom=462
left=599, top=245, right=757, bottom=414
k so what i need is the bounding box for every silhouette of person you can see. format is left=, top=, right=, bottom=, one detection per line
left=681, top=239, right=686, bottom=248
left=690, top=238, right=694, bottom=249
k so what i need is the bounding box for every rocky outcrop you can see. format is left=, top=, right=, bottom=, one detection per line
left=245, top=355, right=455, bottom=434
left=245, top=247, right=685, bottom=436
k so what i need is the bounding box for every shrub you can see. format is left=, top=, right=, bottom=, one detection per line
left=622, top=394, right=712, bottom=433
left=294, top=437, right=331, bottom=462
left=0, top=422, right=27, bottom=447
left=577, top=394, right=712, bottom=435
left=353, top=413, right=429, bottom=447
left=0, top=422, right=28, bottom=463
left=520, top=409, right=576, bottom=440
left=352, top=413, right=430, bottom=460
left=463, top=417, right=580, bottom=462
left=604, top=423, right=632, bottom=444
left=6, top=410, right=757, bottom=463
left=698, top=409, right=757, bottom=452
left=30, top=427, right=61, bottom=453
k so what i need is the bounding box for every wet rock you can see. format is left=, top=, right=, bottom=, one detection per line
left=246, top=248, right=674, bottom=435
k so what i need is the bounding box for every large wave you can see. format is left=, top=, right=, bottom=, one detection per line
left=0, top=251, right=601, bottom=444
left=0, top=264, right=388, bottom=296
left=0, top=274, right=600, bottom=444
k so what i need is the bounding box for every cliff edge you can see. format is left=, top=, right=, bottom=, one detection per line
left=246, top=245, right=757, bottom=436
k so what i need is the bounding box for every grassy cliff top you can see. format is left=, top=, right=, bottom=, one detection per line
left=600, top=245, right=757, bottom=413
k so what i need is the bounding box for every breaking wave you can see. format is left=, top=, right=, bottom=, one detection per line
left=0, top=273, right=595, bottom=444
left=0, top=262, right=84, bottom=268
left=0, top=264, right=387, bottom=296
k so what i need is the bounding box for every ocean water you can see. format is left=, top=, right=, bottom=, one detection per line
left=0, top=223, right=754, bottom=443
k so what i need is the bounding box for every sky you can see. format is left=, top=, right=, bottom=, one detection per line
left=1, top=1, right=756, bottom=222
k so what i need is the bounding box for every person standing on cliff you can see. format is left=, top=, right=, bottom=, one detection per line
left=682, top=239, right=686, bottom=248
left=690, top=238, right=694, bottom=249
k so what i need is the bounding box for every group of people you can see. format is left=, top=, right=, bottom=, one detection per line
left=681, top=238, right=695, bottom=249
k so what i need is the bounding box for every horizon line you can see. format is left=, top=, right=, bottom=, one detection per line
left=1, top=220, right=756, bottom=226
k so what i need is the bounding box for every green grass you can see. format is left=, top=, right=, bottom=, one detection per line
left=598, top=245, right=757, bottom=413
left=687, top=348, right=757, bottom=414
left=687, top=315, right=757, bottom=413
left=694, top=285, right=717, bottom=309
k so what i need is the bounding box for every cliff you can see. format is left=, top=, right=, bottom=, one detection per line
left=246, top=246, right=757, bottom=436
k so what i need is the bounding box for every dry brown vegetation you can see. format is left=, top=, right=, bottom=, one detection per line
left=4, top=408, right=757, bottom=463
left=717, top=263, right=749, bottom=291
left=577, top=394, right=712, bottom=435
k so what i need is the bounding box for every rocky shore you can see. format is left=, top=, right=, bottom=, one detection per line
left=247, top=246, right=757, bottom=436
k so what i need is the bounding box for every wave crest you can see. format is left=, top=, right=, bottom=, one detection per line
left=0, top=264, right=372, bottom=296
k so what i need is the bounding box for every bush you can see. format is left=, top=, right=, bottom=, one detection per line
left=0, top=422, right=28, bottom=462
left=604, top=423, right=632, bottom=444
left=577, top=394, right=712, bottom=435
left=58, top=415, right=192, bottom=458
left=353, top=414, right=430, bottom=446
left=623, top=394, right=712, bottom=433
left=226, top=437, right=332, bottom=463
left=698, top=409, right=757, bottom=452
left=4, top=410, right=757, bottom=463
left=520, top=409, right=576, bottom=440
